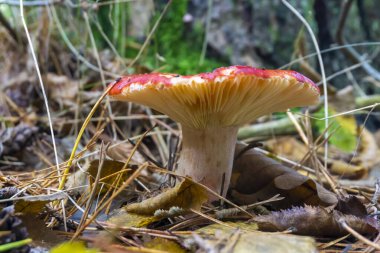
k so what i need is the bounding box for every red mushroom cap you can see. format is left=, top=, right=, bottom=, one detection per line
left=108, top=66, right=319, bottom=129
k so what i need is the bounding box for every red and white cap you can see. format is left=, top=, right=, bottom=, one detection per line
left=109, top=66, right=319, bottom=129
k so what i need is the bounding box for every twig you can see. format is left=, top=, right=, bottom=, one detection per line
left=339, top=218, right=380, bottom=250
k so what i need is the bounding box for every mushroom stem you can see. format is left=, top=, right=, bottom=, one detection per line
left=177, top=125, right=238, bottom=199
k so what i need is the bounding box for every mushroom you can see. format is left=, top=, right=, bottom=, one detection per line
left=108, top=66, right=319, bottom=200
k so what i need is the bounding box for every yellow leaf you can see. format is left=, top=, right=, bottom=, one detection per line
left=197, top=222, right=258, bottom=234
left=51, top=242, right=99, bottom=253
left=144, top=238, right=186, bottom=253
left=126, top=178, right=208, bottom=215
left=15, top=200, right=48, bottom=214
left=108, top=211, right=159, bottom=228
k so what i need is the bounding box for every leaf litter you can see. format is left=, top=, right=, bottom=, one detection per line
left=1, top=2, right=380, bottom=253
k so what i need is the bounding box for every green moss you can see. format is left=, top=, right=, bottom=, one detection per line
left=144, top=1, right=227, bottom=74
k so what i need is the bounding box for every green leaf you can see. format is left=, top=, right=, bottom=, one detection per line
left=314, top=108, right=357, bottom=152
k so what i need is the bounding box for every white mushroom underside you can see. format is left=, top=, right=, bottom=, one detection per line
left=112, top=76, right=319, bottom=129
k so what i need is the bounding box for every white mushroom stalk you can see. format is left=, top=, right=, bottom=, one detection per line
left=178, top=126, right=238, bottom=198
left=108, top=66, right=320, bottom=201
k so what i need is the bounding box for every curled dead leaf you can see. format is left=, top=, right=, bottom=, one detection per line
left=231, top=143, right=337, bottom=208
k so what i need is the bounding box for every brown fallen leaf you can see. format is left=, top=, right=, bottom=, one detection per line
left=45, top=73, right=79, bottom=108
left=328, top=159, right=367, bottom=179
left=353, top=127, right=379, bottom=168
left=252, top=205, right=378, bottom=236
left=125, top=178, right=208, bottom=215
left=230, top=143, right=338, bottom=208
left=265, top=137, right=368, bottom=179
left=106, top=141, right=146, bottom=164
left=87, top=160, right=132, bottom=193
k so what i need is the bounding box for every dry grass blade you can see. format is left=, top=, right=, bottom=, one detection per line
left=71, top=126, right=153, bottom=239
left=282, top=0, right=329, bottom=169
left=77, top=142, right=109, bottom=231
left=58, top=82, right=117, bottom=192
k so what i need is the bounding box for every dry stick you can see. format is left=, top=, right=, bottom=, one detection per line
left=286, top=111, right=308, bottom=145
left=215, top=194, right=283, bottom=219
left=338, top=218, right=380, bottom=251
left=190, top=208, right=237, bottom=230
left=145, top=108, right=169, bottom=162
left=319, top=235, right=350, bottom=250
left=128, top=0, right=172, bottom=68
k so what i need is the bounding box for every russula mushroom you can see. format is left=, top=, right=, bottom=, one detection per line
left=108, top=66, right=319, bottom=200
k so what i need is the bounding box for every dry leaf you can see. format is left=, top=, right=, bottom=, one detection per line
left=144, top=238, right=186, bottom=253
left=253, top=205, right=378, bottom=236
left=45, top=73, right=79, bottom=108
left=328, top=159, right=367, bottom=179
left=197, top=222, right=258, bottom=234
left=87, top=160, right=132, bottom=192
left=108, top=209, right=159, bottom=228
left=353, top=127, right=379, bottom=168
left=126, top=178, right=208, bottom=215
left=15, top=200, right=48, bottom=214
left=191, top=228, right=316, bottom=253
left=266, top=137, right=370, bottom=179
left=231, top=144, right=337, bottom=208
left=106, top=141, right=145, bottom=164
